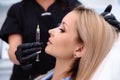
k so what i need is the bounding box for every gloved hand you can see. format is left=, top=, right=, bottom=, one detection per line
left=15, top=42, right=42, bottom=70
left=101, top=4, right=120, bottom=31
left=101, top=4, right=112, bottom=16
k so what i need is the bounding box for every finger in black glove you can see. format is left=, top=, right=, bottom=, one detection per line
left=101, top=4, right=120, bottom=31
left=15, top=42, right=42, bottom=70
left=101, top=4, right=112, bottom=16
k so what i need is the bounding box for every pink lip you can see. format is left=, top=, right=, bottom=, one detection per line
left=47, top=39, right=52, bottom=44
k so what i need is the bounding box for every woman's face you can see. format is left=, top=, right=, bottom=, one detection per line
left=45, top=11, right=80, bottom=60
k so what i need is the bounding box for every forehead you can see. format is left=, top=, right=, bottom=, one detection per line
left=62, top=11, right=78, bottom=23
left=62, top=11, right=79, bottom=38
left=62, top=11, right=78, bottom=29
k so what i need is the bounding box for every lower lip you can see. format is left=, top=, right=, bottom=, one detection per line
left=47, top=41, right=52, bottom=45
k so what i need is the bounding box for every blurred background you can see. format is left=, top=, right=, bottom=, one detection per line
left=0, top=0, right=21, bottom=80
left=0, top=0, right=120, bottom=80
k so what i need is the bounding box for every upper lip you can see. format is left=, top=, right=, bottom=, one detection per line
left=48, top=38, right=52, bottom=44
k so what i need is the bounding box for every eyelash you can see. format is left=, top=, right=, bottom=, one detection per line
left=59, top=28, right=65, bottom=32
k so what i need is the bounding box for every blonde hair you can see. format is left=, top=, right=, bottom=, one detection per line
left=73, top=5, right=118, bottom=80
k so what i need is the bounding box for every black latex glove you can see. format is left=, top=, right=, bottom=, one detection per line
left=15, top=42, right=42, bottom=70
left=101, top=4, right=120, bottom=31
left=101, top=4, right=112, bottom=16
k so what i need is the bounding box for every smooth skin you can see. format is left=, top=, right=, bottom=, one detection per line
left=45, top=11, right=84, bottom=80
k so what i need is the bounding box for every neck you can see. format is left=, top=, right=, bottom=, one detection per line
left=51, top=59, right=74, bottom=80
left=36, top=0, right=55, bottom=11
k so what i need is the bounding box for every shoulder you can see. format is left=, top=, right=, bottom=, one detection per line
left=34, top=69, right=54, bottom=80
left=69, top=0, right=82, bottom=10
left=69, top=0, right=82, bottom=4
left=8, top=1, right=34, bottom=16
left=56, top=0, right=82, bottom=10
left=8, top=1, right=33, bottom=12
left=6, top=1, right=24, bottom=15
left=9, top=1, right=24, bottom=10
left=34, top=74, right=45, bottom=80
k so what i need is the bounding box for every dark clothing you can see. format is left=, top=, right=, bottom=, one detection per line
left=0, top=0, right=81, bottom=80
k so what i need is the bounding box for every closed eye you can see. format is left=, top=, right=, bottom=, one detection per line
left=59, top=28, right=65, bottom=32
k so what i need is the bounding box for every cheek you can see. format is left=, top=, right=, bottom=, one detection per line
left=45, top=39, right=75, bottom=59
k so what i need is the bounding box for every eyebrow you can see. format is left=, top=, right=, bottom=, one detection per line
left=62, top=21, right=68, bottom=29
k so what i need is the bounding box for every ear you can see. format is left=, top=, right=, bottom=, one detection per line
left=73, top=44, right=84, bottom=58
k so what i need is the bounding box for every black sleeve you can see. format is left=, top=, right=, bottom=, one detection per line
left=69, top=0, right=82, bottom=10
left=0, top=3, right=22, bottom=43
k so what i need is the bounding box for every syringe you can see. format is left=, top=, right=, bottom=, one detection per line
left=36, top=24, right=41, bottom=62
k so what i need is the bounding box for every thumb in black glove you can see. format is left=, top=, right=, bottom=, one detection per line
left=15, top=42, right=42, bottom=70
left=101, top=4, right=120, bottom=31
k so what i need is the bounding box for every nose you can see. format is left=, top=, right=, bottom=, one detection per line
left=48, top=29, right=54, bottom=37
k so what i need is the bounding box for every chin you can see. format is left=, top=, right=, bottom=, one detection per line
left=45, top=46, right=48, bottom=52
left=45, top=46, right=51, bottom=54
left=45, top=46, right=55, bottom=57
